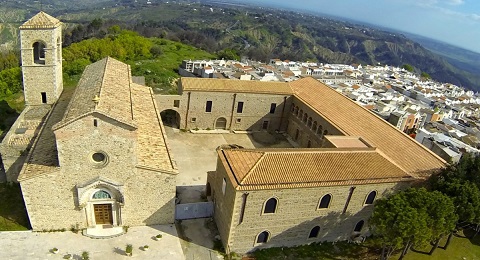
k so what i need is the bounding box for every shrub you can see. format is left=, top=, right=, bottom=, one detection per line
left=126, top=244, right=133, bottom=255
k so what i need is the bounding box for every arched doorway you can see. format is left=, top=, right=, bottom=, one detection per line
left=160, top=109, right=181, bottom=128
left=84, top=187, right=123, bottom=227
left=215, top=117, right=227, bottom=130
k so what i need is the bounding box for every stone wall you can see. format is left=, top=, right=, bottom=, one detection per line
left=158, top=90, right=292, bottom=131
left=208, top=160, right=412, bottom=254
left=207, top=157, right=237, bottom=250
left=287, top=97, right=346, bottom=147
left=21, top=115, right=176, bottom=230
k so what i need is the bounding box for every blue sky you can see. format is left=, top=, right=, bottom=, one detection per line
left=239, top=0, right=480, bottom=53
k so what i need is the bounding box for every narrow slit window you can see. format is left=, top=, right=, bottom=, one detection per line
left=206, top=101, right=213, bottom=112
left=269, top=103, right=276, bottom=114
left=237, top=102, right=244, bottom=113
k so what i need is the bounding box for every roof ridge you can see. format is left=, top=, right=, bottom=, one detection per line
left=239, top=151, right=266, bottom=185
left=20, top=11, right=61, bottom=29
left=96, top=57, right=109, bottom=110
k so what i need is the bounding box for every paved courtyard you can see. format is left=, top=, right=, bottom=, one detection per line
left=0, top=225, right=183, bottom=260
left=164, top=127, right=293, bottom=203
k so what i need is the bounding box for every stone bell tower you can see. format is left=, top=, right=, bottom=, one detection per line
left=19, top=11, right=63, bottom=106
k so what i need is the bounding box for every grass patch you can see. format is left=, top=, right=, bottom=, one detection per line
left=130, top=38, right=215, bottom=94
left=400, top=229, right=480, bottom=260
left=0, top=182, right=30, bottom=231
left=252, top=241, right=377, bottom=260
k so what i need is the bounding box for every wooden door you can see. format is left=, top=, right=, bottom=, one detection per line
left=215, top=117, right=227, bottom=129
left=94, top=204, right=113, bottom=225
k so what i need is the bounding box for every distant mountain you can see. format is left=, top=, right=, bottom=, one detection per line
left=403, top=33, right=480, bottom=87
left=1, top=0, right=479, bottom=90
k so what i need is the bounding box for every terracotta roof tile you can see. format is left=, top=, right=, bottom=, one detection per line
left=180, top=77, right=293, bottom=95
left=18, top=90, right=72, bottom=181
left=19, top=12, right=61, bottom=29
left=131, top=84, right=176, bottom=172
left=56, top=57, right=135, bottom=129
left=290, top=77, right=445, bottom=175
left=220, top=148, right=414, bottom=190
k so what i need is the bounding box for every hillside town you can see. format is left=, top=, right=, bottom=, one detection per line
left=180, top=58, right=480, bottom=163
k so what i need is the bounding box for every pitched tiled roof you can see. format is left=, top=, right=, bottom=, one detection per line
left=180, top=77, right=293, bottom=95
left=18, top=89, right=72, bottom=181
left=55, top=57, right=135, bottom=130
left=131, top=83, right=176, bottom=173
left=290, top=77, right=445, bottom=175
left=220, top=148, right=414, bottom=190
left=19, top=12, right=61, bottom=29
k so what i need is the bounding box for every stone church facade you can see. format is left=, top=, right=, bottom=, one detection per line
left=10, top=13, right=177, bottom=233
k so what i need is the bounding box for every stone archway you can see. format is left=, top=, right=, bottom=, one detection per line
left=160, top=109, right=181, bottom=128
left=215, top=117, right=227, bottom=130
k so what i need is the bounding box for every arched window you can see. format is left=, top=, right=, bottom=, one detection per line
left=354, top=220, right=364, bottom=232
left=294, top=106, right=299, bottom=116
left=291, top=104, right=295, bottom=113
left=92, top=190, right=111, bottom=199
left=312, top=121, right=317, bottom=131
left=263, top=198, right=277, bottom=214
left=323, top=130, right=328, bottom=136
left=256, top=231, right=270, bottom=243
left=318, top=194, right=332, bottom=209
left=317, top=125, right=323, bottom=135
left=307, top=117, right=312, bottom=127
left=33, top=41, right=46, bottom=64
left=309, top=226, right=320, bottom=238
left=303, top=113, right=308, bottom=123
left=365, top=191, right=377, bottom=205
left=299, top=109, right=303, bottom=118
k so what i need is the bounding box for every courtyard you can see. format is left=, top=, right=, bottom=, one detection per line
left=164, top=127, right=293, bottom=203
left=164, top=127, right=293, bottom=259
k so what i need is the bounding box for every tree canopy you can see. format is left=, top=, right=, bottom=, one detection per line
left=430, top=153, right=480, bottom=225
left=370, top=188, right=457, bottom=259
left=401, top=64, right=414, bottom=72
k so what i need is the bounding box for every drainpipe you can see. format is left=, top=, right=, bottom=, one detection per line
left=185, top=92, right=191, bottom=130
left=278, top=96, right=287, bottom=131
left=229, top=93, right=237, bottom=131
left=342, top=186, right=356, bottom=214
left=238, top=192, right=249, bottom=225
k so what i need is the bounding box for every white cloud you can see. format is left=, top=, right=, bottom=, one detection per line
left=471, top=14, right=480, bottom=20
left=446, top=0, right=464, bottom=5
